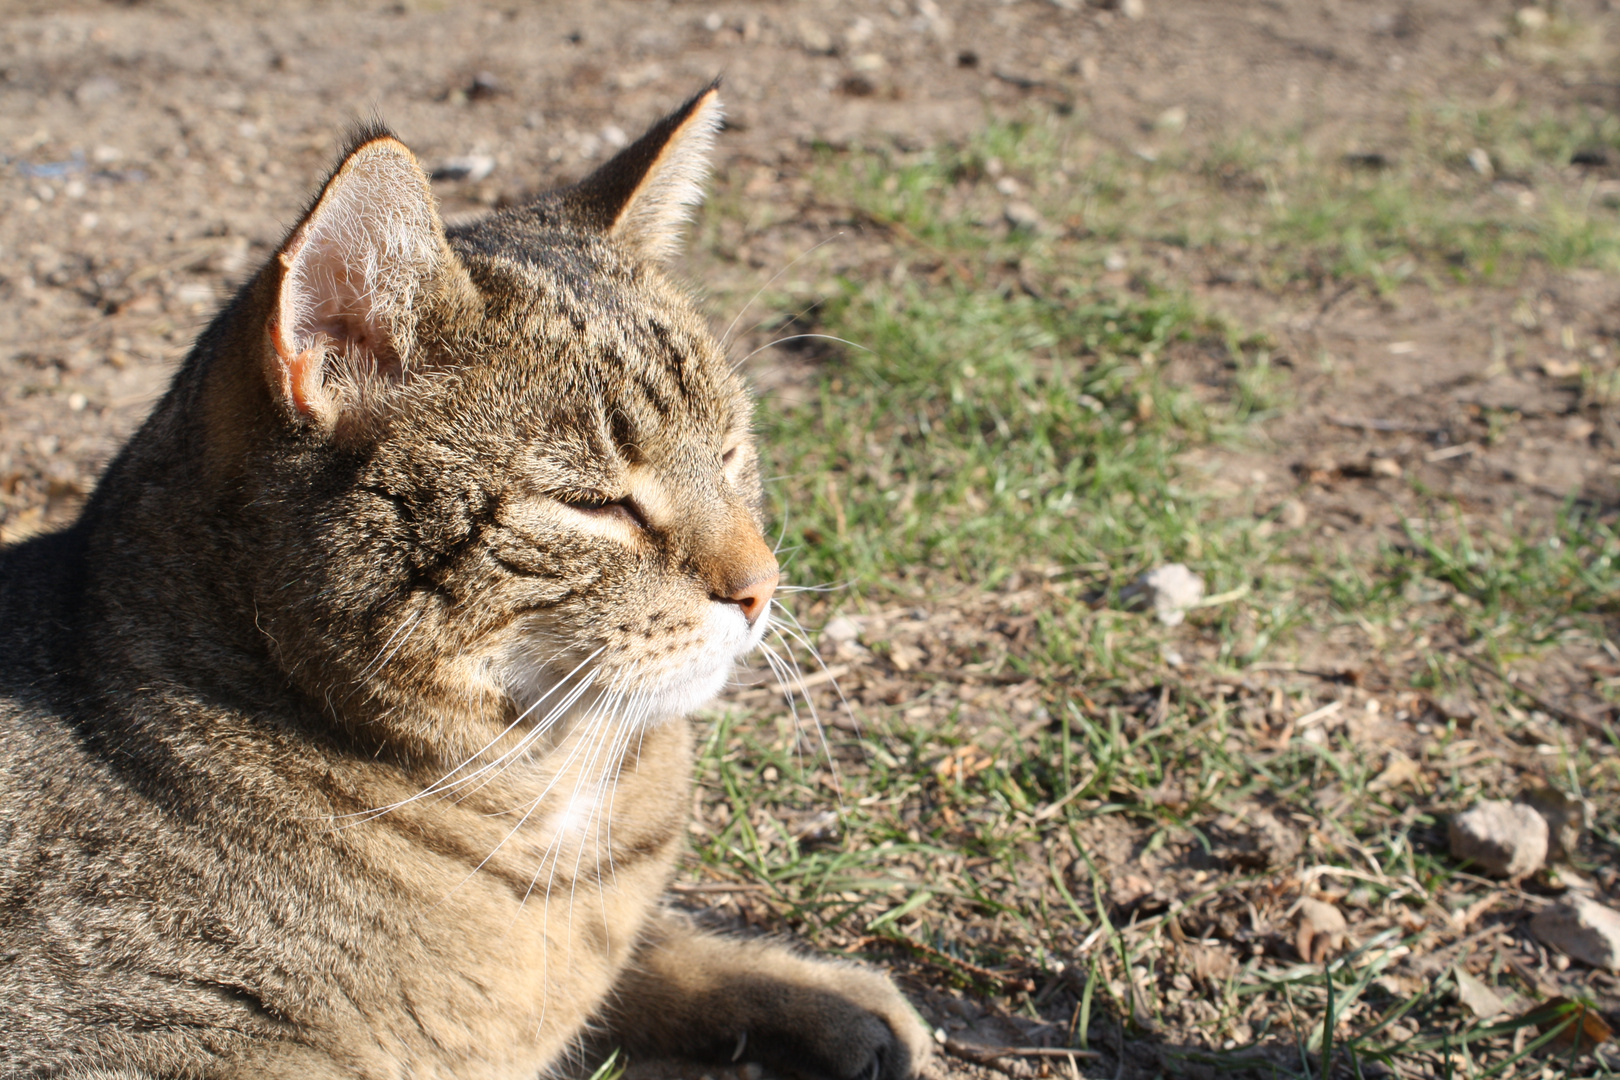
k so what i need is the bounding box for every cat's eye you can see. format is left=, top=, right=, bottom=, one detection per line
left=560, top=494, right=649, bottom=531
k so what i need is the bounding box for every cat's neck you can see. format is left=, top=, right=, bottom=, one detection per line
left=73, top=407, right=276, bottom=693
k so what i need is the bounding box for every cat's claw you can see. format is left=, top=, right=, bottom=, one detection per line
left=733, top=1031, right=748, bottom=1063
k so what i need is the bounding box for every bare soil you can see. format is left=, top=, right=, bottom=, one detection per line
left=2, top=1, right=1617, bottom=1077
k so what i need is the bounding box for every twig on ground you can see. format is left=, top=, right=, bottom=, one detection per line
left=669, top=882, right=766, bottom=895
left=1327, top=414, right=1442, bottom=434
left=1030, top=769, right=1100, bottom=822
left=941, top=1038, right=1103, bottom=1065
left=1243, top=661, right=1362, bottom=682
left=919, top=667, right=1037, bottom=685
left=1295, top=700, right=1345, bottom=730
left=848, top=934, right=1038, bottom=993
left=1455, top=650, right=1617, bottom=739
left=814, top=204, right=980, bottom=287
left=1424, top=441, right=1477, bottom=462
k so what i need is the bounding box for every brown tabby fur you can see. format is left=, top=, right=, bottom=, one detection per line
left=0, top=85, right=931, bottom=1080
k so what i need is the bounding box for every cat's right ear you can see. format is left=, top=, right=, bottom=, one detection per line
left=268, top=130, right=449, bottom=430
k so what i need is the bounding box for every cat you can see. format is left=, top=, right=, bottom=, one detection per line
left=0, top=83, right=932, bottom=1080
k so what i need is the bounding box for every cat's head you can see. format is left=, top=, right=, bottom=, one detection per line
left=177, top=84, right=776, bottom=757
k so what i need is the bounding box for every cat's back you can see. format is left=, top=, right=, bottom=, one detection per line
left=0, top=523, right=87, bottom=683
left=0, top=527, right=247, bottom=1069
left=0, top=524, right=106, bottom=849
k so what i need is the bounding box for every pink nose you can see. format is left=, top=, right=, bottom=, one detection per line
left=720, top=570, right=779, bottom=626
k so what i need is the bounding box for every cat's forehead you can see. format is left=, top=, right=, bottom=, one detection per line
left=442, top=239, right=748, bottom=448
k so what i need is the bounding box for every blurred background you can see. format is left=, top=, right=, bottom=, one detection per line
left=1, top=1, right=1618, bottom=1076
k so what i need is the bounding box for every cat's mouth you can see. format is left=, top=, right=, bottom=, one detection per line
left=501, top=597, right=771, bottom=731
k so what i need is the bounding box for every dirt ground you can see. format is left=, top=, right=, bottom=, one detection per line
left=2, top=0, right=1618, bottom=1077
left=6, top=0, right=1617, bottom=537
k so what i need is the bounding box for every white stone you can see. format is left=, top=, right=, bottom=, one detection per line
left=822, top=616, right=861, bottom=644
left=1531, top=896, right=1620, bottom=971
left=1448, top=800, right=1547, bottom=877
left=1516, top=7, right=1549, bottom=31
left=1128, top=563, right=1205, bottom=626
left=1524, top=786, right=1590, bottom=861
left=1004, top=200, right=1042, bottom=231
left=432, top=154, right=496, bottom=183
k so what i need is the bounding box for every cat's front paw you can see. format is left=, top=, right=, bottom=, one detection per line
left=729, top=961, right=932, bottom=1080
left=609, top=917, right=934, bottom=1080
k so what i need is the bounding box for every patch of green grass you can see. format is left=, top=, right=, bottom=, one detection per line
left=682, top=81, right=1620, bottom=1079
left=757, top=125, right=1277, bottom=608
left=1399, top=503, right=1620, bottom=638
left=763, top=284, right=1223, bottom=590
left=1319, top=502, right=1620, bottom=649
left=824, top=92, right=1620, bottom=303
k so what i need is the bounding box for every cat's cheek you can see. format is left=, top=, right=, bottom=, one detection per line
left=637, top=602, right=755, bottom=722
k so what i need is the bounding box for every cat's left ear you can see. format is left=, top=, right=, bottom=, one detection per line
left=269, top=129, right=449, bottom=428
left=563, top=82, right=723, bottom=263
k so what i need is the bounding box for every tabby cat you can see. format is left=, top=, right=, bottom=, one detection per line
left=0, top=85, right=931, bottom=1080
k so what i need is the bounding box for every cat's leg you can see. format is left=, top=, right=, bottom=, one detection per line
left=603, top=909, right=932, bottom=1080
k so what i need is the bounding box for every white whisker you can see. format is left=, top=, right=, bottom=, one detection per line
left=332, top=646, right=607, bottom=828
left=768, top=623, right=846, bottom=805
left=349, top=608, right=424, bottom=691
left=739, top=333, right=870, bottom=367
left=720, top=233, right=842, bottom=353
left=451, top=672, right=629, bottom=906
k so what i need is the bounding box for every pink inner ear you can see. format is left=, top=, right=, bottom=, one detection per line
left=271, top=140, right=441, bottom=419
left=291, top=248, right=403, bottom=383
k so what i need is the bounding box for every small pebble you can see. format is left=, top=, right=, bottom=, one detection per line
left=1516, top=6, right=1548, bottom=31
left=798, top=21, right=835, bottom=54
left=1003, top=200, right=1042, bottom=231
left=1296, top=898, right=1347, bottom=963
left=1126, top=563, right=1205, bottom=627
left=1448, top=800, right=1547, bottom=878
left=1524, top=786, right=1590, bottom=862
left=1155, top=106, right=1186, bottom=132
left=74, top=76, right=120, bottom=107
left=431, top=154, right=496, bottom=183
left=822, top=616, right=861, bottom=644
left=1531, top=896, right=1620, bottom=970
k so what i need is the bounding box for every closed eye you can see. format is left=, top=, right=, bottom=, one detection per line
left=559, top=494, right=649, bottom=531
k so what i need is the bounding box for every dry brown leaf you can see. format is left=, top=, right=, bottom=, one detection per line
left=1528, top=996, right=1613, bottom=1051
left=1368, top=751, right=1423, bottom=793
left=1110, top=872, right=1158, bottom=910
left=1295, top=898, right=1349, bottom=963
left=1183, top=943, right=1238, bottom=983
left=934, top=745, right=995, bottom=784
left=1453, top=967, right=1507, bottom=1020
